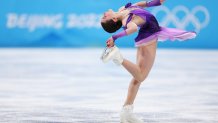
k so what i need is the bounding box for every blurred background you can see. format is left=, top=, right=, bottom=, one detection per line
left=0, top=0, right=217, bottom=48
left=0, top=0, right=218, bottom=123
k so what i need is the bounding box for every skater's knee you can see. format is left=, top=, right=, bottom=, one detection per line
left=136, top=73, right=148, bottom=83
left=134, top=77, right=143, bottom=83
left=138, top=76, right=147, bottom=83
left=132, top=79, right=141, bottom=85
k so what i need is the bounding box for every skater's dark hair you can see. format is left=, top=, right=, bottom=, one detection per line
left=101, top=19, right=122, bottom=33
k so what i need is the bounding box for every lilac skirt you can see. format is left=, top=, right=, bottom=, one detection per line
left=135, top=27, right=197, bottom=47
left=122, top=3, right=197, bottom=47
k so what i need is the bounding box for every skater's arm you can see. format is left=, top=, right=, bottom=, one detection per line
left=118, top=6, right=125, bottom=12
left=133, top=0, right=165, bottom=8
left=112, top=22, right=138, bottom=41
left=106, top=22, right=138, bottom=47
left=119, top=0, right=165, bottom=11
left=132, top=1, right=147, bottom=8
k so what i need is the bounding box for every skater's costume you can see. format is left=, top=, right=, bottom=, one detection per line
left=123, top=3, right=197, bottom=47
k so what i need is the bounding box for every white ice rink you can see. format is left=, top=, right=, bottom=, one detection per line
left=0, top=48, right=218, bottom=123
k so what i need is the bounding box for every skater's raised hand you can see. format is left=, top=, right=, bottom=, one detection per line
left=133, top=0, right=165, bottom=8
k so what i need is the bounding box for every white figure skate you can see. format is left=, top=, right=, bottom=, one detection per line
left=100, top=45, right=123, bottom=66
left=120, top=105, right=144, bottom=123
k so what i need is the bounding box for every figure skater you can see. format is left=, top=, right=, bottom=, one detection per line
left=100, top=0, right=196, bottom=123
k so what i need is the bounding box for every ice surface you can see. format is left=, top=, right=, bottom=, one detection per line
left=0, top=48, right=218, bottom=123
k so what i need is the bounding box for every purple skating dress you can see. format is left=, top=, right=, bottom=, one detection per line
left=124, top=3, right=197, bottom=47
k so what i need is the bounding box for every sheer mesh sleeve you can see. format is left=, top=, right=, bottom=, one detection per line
left=112, top=30, right=127, bottom=41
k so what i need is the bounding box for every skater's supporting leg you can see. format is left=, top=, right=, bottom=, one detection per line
left=123, top=40, right=157, bottom=105
left=124, top=78, right=141, bottom=106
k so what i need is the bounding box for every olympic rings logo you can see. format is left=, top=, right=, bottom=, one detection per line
left=151, top=6, right=210, bottom=33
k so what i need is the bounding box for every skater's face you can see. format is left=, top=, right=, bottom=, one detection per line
left=101, top=9, right=116, bottom=23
